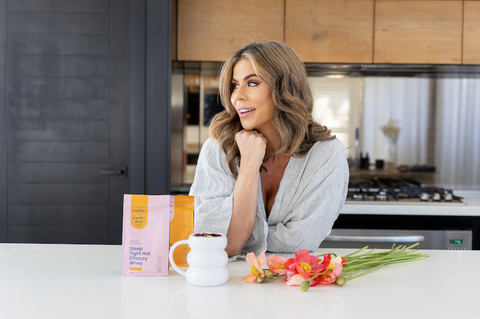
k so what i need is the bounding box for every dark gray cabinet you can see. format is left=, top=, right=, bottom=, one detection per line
left=0, top=0, right=134, bottom=244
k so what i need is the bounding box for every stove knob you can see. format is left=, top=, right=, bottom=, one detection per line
left=420, top=192, right=429, bottom=201
left=444, top=193, right=453, bottom=201
left=432, top=192, right=441, bottom=201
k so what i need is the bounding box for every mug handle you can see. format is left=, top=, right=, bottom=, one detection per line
left=169, top=239, right=188, bottom=276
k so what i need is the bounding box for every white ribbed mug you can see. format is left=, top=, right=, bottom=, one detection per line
left=169, top=233, right=229, bottom=287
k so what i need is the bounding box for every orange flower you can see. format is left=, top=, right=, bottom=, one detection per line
left=242, top=252, right=266, bottom=283
left=266, top=254, right=289, bottom=275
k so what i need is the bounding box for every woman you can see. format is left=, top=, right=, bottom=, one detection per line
left=189, top=40, right=349, bottom=258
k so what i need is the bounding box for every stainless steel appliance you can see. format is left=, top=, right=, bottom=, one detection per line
left=320, top=228, right=473, bottom=250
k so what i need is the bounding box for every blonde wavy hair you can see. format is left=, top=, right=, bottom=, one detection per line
left=210, top=40, right=335, bottom=176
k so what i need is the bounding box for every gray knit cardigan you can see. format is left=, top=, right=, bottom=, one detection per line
left=189, top=138, right=349, bottom=259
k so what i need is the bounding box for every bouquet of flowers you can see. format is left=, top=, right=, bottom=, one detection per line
left=243, top=243, right=429, bottom=292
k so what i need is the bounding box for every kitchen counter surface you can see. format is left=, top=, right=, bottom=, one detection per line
left=1, top=244, right=479, bottom=319
left=342, top=190, right=480, bottom=216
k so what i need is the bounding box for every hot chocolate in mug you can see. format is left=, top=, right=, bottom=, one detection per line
left=169, top=232, right=229, bottom=286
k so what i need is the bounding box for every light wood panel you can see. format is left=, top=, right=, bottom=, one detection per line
left=464, top=2, right=480, bottom=64
left=376, top=0, right=462, bottom=1
left=374, top=1, right=463, bottom=64
left=178, top=0, right=284, bottom=61
left=285, top=0, right=374, bottom=63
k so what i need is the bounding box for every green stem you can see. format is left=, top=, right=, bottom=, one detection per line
left=343, top=258, right=427, bottom=274
left=345, top=262, right=387, bottom=280
left=314, top=243, right=428, bottom=283
left=342, top=246, right=370, bottom=258
left=343, top=254, right=425, bottom=270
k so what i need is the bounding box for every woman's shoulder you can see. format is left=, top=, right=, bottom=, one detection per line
left=298, top=139, right=348, bottom=181
left=309, top=138, right=347, bottom=158
left=198, top=138, right=232, bottom=173
left=199, top=138, right=220, bottom=154
left=296, top=139, right=347, bottom=173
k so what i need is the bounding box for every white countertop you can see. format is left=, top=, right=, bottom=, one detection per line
left=342, top=190, right=480, bottom=216
left=1, top=244, right=479, bottom=319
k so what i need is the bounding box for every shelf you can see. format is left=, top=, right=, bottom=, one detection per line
left=349, top=169, right=436, bottom=184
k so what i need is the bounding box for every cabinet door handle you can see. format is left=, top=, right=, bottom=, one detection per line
left=324, top=235, right=425, bottom=243
left=98, top=166, right=128, bottom=178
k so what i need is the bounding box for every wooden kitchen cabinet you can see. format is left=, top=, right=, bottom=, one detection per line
left=177, top=0, right=284, bottom=61
left=285, top=0, right=374, bottom=63
left=374, top=1, right=463, bottom=64
left=463, top=1, right=480, bottom=64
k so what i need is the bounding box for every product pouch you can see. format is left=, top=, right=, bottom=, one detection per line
left=122, top=194, right=170, bottom=276
left=169, top=195, right=194, bottom=267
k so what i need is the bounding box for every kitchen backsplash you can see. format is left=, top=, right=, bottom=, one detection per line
left=171, top=62, right=480, bottom=192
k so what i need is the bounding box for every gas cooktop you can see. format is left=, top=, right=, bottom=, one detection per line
left=346, top=178, right=464, bottom=205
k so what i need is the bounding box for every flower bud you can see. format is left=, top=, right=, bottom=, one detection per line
left=336, top=277, right=346, bottom=286
left=264, top=270, right=274, bottom=279
left=256, top=275, right=266, bottom=284
left=300, top=281, right=310, bottom=292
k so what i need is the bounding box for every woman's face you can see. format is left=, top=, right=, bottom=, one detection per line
left=231, top=59, right=276, bottom=132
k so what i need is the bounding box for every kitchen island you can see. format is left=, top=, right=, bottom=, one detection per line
left=1, top=244, right=479, bottom=319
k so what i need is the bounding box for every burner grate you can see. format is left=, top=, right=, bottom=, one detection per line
left=347, top=178, right=463, bottom=203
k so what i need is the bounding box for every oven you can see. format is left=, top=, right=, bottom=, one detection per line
left=320, top=228, right=473, bottom=250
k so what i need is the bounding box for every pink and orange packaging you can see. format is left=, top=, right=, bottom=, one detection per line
left=121, top=194, right=194, bottom=276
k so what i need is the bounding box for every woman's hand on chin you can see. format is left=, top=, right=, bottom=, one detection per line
left=235, top=130, right=267, bottom=168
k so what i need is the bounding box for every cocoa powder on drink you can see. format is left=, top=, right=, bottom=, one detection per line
left=193, top=232, right=222, bottom=238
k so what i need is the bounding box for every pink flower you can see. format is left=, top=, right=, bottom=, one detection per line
left=242, top=252, right=266, bottom=283
left=285, top=274, right=305, bottom=286
left=318, top=262, right=343, bottom=285
left=283, top=249, right=326, bottom=286
left=266, top=254, right=289, bottom=275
